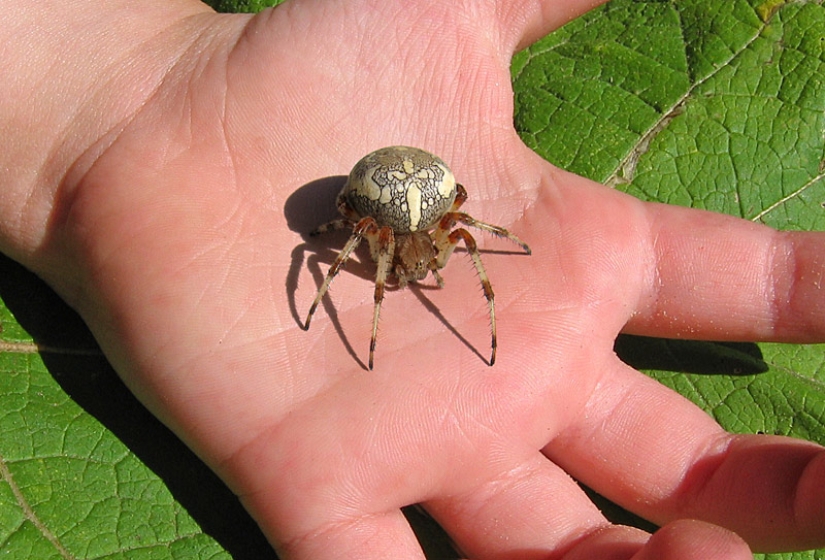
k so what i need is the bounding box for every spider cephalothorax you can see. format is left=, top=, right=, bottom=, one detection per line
left=304, top=146, right=530, bottom=369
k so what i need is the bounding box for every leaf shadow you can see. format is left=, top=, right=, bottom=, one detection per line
left=614, top=334, right=768, bottom=376
left=0, top=254, right=277, bottom=560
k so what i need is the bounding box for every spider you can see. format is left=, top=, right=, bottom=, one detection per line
left=303, top=146, right=531, bottom=369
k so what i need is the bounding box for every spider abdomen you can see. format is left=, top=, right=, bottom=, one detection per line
left=341, top=146, right=457, bottom=233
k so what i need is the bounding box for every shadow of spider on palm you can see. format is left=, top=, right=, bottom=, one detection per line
left=303, top=146, right=531, bottom=369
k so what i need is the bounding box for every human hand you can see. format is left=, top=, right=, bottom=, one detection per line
left=5, top=0, right=825, bottom=558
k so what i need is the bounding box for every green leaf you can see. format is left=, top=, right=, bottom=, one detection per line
left=2, top=0, right=824, bottom=559
left=514, top=0, right=825, bottom=224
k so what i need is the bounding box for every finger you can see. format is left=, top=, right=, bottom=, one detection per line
left=500, top=0, right=611, bottom=52
left=271, top=509, right=426, bottom=560
left=424, top=451, right=753, bottom=560
left=224, top=403, right=432, bottom=559
left=547, top=358, right=825, bottom=551
left=676, top=434, right=825, bottom=552
left=629, top=520, right=751, bottom=560
left=530, top=163, right=825, bottom=343
left=424, top=451, right=609, bottom=558
left=217, top=434, right=432, bottom=560
left=688, top=435, right=825, bottom=552
left=563, top=520, right=750, bottom=560
left=628, top=201, right=825, bottom=342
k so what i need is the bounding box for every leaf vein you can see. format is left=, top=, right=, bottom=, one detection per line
left=0, top=451, right=78, bottom=560
left=606, top=6, right=770, bottom=186
left=750, top=169, right=825, bottom=222
left=0, top=340, right=102, bottom=356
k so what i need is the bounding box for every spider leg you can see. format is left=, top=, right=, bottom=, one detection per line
left=435, top=227, right=497, bottom=366
left=304, top=216, right=375, bottom=330
left=310, top=218, right=354, bottom=236
left=308, top=194, right=361, bottom=235
left=452, top=212, right=531, bottom=255
left=450, top=183, right=470, bottom=211
left=429, top=263, right=445, bottom=288
left=366, top=226, right=395, bottom=370
left=445, top=184, right=531, bottom=254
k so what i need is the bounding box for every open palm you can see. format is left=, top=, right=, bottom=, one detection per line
left=27, top=0, right=825, bottom=558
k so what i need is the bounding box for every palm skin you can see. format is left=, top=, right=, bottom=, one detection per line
left=13, top=0, right=825, bottom=558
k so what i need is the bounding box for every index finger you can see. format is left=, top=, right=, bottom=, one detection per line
left=627, top=200, right=825, bottom=343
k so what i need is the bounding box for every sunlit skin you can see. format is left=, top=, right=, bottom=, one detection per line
left=2, top=1, right=825, bottom=559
